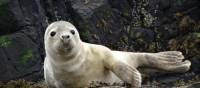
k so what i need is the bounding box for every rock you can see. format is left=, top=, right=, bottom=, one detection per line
left=69, top=0, right=129, bottom=49
left=187, top=82, right=200, bottom=88
left=0, top=0, right=199, bottom=85
left=0, top=30, right=44, bottom=81
left=0, top=0, right=47, bottom=81
left=190, top=56, right=200, bottom=73
left=0, top=0, right=18, bottom=35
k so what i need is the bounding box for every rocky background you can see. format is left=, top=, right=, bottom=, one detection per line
left=0, top=0, right=199, bottom=87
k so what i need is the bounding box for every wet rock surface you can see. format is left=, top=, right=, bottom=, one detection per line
left=187, top=82, right=200, bottom=88
left=0, top=0, right=199, bottom=86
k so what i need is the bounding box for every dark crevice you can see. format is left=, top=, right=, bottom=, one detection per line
left=12, top=69, right=43, bottom=81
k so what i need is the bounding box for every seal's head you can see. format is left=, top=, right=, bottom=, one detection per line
left=44, top=21, right=81, bottom=56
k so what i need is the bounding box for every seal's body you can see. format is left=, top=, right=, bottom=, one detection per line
left=44, top=21, right=191, bottom=88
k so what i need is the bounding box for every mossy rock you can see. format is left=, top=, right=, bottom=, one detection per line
left=0, top=79, right=47, bottom=88
left=0, top=35, right=11, bottom=47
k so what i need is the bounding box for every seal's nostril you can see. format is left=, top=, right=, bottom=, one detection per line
left=62, top=35, right=70, bottom=39
left=67, top=35, right=70, bottom=38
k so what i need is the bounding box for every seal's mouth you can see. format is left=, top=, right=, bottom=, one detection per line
left=61, top=39, right=71, bottom=47
left=58, top=39, right=73, bottom=52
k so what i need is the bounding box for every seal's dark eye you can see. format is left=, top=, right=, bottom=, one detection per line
left=70, top=30, right=75, bottom=35
left=50, top=31, right=56, bottom=37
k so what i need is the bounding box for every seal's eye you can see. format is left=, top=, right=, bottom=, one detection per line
left=70, top=30, right=75, bottom=35
left=50, top=31, right=56, bottom=37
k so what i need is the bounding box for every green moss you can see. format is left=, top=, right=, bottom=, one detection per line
left=168, top=33, right=200, bottom=56
left=121, top=8, right=130, bottom=17
left=0, top=36, right=11, bottom=47
left=194, top=33, right=200, bottom=38
left=148, top=42, right=156, bottom=52
left=173, top=77, right=200, bottom=87
left=20, top=49, right=34, bottom=65
left=174, top=79, right=186, bottom=87
left=141, top=8, right=155, bottom=27
left=98, top=6, right=112, bottom=20
left=121, top=35, right=128, bottom=45
left=105, top=10, right=112, bottom=18
left=0, top=0, right=8, bottom=6
left=177, top=0, right=186, bottom=5
left=81, top=29, right=90, bottom=37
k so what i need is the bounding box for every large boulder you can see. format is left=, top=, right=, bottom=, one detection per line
left=0, top=0, right=199, bottom=85
left=0, top=0, right=46, bottom=81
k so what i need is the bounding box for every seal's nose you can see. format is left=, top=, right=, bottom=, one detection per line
left=62, top=35, right=70, bottom=39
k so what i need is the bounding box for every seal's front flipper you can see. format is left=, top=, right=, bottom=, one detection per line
left=112, top=61, right=142, bottom=87
left=104, top=55, right=142, bottom=87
